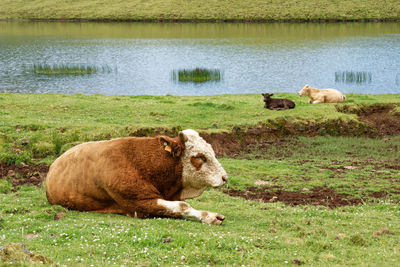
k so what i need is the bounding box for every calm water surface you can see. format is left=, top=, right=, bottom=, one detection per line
left=0, top=22, right=399, bottom=95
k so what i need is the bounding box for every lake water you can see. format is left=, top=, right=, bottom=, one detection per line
left=0, top=22, right=399, bottom=95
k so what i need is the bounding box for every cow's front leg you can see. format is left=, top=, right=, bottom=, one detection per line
left=156, top=199, right=225, bottom=225
left=311, top=99, right=322, bottom=104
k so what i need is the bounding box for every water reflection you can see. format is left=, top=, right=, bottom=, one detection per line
left=335, top=71, right=372, bottom=84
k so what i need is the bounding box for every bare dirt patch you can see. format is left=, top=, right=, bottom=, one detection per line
left=358, top=105, right=400, bottom=136
left=224, top=186, right=364, bottom=208
left=0, top=163, right=48, bottom=188
left=202, top=104, right=400, bottom=156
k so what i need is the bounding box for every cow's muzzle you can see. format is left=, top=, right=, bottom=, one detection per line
left=221, top=175, right=228, bottom=185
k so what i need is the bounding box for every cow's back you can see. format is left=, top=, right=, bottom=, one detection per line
left=45, top=140, right=119, bottom=210
left=45, top=136, right=183, bottom=211
left=319, top=89, right=345, bottom=103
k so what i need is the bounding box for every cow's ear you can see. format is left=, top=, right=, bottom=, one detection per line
left=178, top=131, right=188, bottom=143
left=160, top=136, right=184, bottom=157
left=270, top=93, right=274, bottom=96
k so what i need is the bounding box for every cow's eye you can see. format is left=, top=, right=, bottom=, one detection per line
left=198, top=154, right=207, bottom=162
left=190, top=153, right=207, bottom=170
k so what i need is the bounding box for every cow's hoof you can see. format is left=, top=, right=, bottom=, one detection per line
left=213, top=214, right=225, bottom=225
left=202, top=212, right=225, bottom=225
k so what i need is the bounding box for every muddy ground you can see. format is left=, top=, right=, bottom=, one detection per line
left=0, top=163, right=48, bottom=189
left=1, top=104, right=399, bottom=207
left=202, top=104, right=400, bottom=155
left=224, top=186, right=387, bottom=208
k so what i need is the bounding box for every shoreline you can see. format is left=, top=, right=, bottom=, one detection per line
left=1, top=18, right=399, bottom=23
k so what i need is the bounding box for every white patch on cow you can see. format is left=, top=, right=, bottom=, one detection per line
left=179, top=129, right=227, bottom=200
left=157, top=199, right=225, bottom=225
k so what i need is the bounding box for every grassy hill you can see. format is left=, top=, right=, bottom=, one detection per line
left=0, top=0, right=399, bottom=22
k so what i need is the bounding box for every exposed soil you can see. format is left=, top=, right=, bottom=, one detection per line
left=202, top=104, right=400, bottom=156
left=224, top=186, right=364, bottom=208
left=0, top=163, right=48, bottom=188
left=358, top=105, right=400, bottom=136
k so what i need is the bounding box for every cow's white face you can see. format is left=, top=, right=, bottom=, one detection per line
left=298, top=85, right=310, bottom=96
left=180, top=129, right=228, bottom=199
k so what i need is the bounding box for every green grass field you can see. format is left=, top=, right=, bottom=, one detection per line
left=1, top=136, right=399, bottom=265
left=1, top=93, right=400, bottom=165
left=0, top=93, right=399, bottom=265
left=0, top=0, right=399, bottom=21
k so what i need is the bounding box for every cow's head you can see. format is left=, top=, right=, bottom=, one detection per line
left=179, top=129, right=228, bottom=199
left=298, top=85, right=311, bottom=96
left=262, top=93, right=273, bottom=103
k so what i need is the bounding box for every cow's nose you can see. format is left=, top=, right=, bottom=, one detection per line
left=222, top=175, right=228, bottom=184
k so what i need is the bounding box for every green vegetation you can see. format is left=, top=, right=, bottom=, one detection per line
left=335, top=71, right=372, bottom=84
left=172, top=68, right=221, bottom=83
left=0, top=93, right=399, bottom=165
left=1, top=136, right=399, bottom=265
left=222, top=136, right=400, bottom=199
left=27, top=64, right=112, bottom=75
left=0, top=93, right=399, bottom=265
left=0, top=0, right=399, bottom=21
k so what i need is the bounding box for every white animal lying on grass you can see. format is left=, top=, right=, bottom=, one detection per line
left=298, top=84, right=346, bottom=104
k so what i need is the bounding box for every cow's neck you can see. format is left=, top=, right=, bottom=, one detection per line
left=179, top=186, right=207, bottom=200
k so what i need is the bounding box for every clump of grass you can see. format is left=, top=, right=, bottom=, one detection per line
left=172, top=68, right=221, bottom=83
left=28, top=64, right=112, bottom=75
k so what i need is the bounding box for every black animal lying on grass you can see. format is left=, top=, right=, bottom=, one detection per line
left=262, top=93, right=295, bottom=110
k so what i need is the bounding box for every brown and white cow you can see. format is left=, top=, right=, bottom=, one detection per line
left=45, top=129, right=228, bottom=225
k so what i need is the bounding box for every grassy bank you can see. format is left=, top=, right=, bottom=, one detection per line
left=1, top=93, right=400, bottom=165
left=0, top=0, right=399, bottom=22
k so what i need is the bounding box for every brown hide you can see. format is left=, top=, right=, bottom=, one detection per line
left=45, top=136, right=185, bottom=217
left=262, top=93, right=295, bottom=110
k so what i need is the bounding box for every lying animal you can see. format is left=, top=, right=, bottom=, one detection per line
left=298, top=84, right=346, bottom=104
left=46, top=129, right=228, bottom=225
left=262, top=93, right=295, bottom=110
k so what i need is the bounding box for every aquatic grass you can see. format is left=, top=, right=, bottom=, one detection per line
left=172, top=68, right=221, bottom=83
left=28, top=64, right=112, bottom=75
left=335, top=71, right=372, bottom=84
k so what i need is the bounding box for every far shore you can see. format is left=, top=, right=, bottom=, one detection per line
left=1, top=18, right=399, bottom=23
left=1, top=0, right=399, bottom=23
